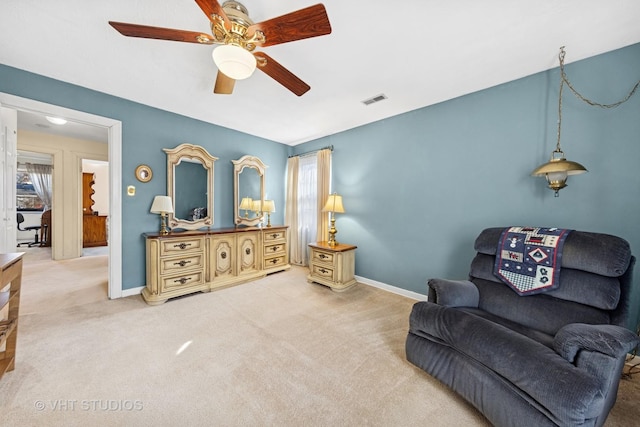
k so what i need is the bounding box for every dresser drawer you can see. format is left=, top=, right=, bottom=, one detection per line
left=311, top=249, right=334, bottom=265
left=265, top=243, right=286, bottom=256
left=160, top=237, right=203, bottom=255
left=160, top=271, right=204, bottom=293
left=264, top=230, right=286, bottom=242
left=265, top=255, right=287, bottom=269
left=160, top=254, right=204, bottom=275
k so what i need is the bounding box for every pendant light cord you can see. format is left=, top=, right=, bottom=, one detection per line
left=559, top=46, right=640, bottom=109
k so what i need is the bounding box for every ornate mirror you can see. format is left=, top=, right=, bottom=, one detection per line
left=232, top=155, right=266, bottom=227
left=164, top=143, right=218, bottom=231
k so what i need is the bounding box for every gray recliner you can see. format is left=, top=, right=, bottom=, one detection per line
left=406, top=227, right=639, bottom=427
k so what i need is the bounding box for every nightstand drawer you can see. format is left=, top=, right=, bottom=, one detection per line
left=160, top=254, right=204, bottom=275
left=160, top=271, right=204, bottom=293
left=312, top=249, right=334, bottom=265
left=311, top=264, right=335, bottom=280
left=160, top=237, right=203, bottom=255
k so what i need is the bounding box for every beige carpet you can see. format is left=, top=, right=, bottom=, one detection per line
left=1, top=248, right=638, bottom=426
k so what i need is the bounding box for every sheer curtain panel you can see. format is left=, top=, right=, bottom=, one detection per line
left=26, top=163, right=53, bottom=210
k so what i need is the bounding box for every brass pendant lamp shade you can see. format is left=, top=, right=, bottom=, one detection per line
left=531, top=149, right=587, bottom=195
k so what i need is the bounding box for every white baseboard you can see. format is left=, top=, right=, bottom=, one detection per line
left=115, top=276, right=427, bottom=301
left=355, top=275, right=427, bottom=301
left=120, top=286, right=144, bottom=298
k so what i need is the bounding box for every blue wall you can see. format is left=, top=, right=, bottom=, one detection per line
left=0, top=64, right=289, bottom=291
left=2, top=42, right=639, bottom=328
left=293, top=43, right=640, bottom=329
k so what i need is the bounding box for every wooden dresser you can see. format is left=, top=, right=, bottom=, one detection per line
left=0, top=253, right=23, bottom=381
left=307, top=241, right=357, bottom=291
left=82, top=173, right=108, bottom=247
left=143, top=226, right=290, bottom=305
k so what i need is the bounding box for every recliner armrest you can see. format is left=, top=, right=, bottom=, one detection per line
left=554, top=323, right=639, bottom=363
left=427, top=278, right=479, bottom=307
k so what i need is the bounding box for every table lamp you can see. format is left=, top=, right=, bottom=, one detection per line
left=150, top=195, right=173, bottom=235
left=322, top=193, right=345, bottom=247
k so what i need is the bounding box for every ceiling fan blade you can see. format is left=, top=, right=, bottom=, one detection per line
left=109, top=21, right=214, bottom=44
left=254, top=52, right=310, bottom=96
left=213, top=71, right=235, bottom=94
left=247, top=4, right=331, bottom=47
left=194, top=0, right=230, bottom=28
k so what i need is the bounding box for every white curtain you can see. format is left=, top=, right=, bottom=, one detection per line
left=285, top=154, right=319, bottom=266
left=285, top=149, right=332, bottom=266
left=285, top=156, right=301, bottom=264
left=26, top=163, right=53, bottom=211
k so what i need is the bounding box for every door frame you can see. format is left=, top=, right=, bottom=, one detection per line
left=0, top=92, right=123, bottom=299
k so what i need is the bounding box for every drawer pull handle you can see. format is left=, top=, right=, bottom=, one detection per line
left=174, top=243, right=192, bottom=250
left=246, top=248, right=251, bottom=255
left=319, top=254, right=329, bottom=259
left=174, top=277, right=191, bottom=285
left=270, top=259, right=278, bottom=264
left=319, top=268, right=328, bottom=274
left=221, top=252, right=227, bottom=259
left=270, top=246, right=280, bottom=252
left=270, top=233, right=279, bottom=239
left=174, top=260, right=191, bottom=267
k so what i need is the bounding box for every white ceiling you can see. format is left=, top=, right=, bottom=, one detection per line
left=2, top=0, right=640, bottom=146
left=16, top=110, right=108, bottom=143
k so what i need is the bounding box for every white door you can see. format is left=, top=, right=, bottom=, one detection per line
left=0, top=107, right=18, bottom=253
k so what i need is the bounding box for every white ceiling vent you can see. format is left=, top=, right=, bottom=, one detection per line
left=362, top=94, right=388, bottom=106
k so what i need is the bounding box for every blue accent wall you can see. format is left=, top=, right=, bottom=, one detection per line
left=2, top=42, right=639, bottom=328
left=293, top=43, right=640, bottom=329
left=0, top=64, right=289, bottom=291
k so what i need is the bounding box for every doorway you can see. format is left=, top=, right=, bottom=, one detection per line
left=0, top=92, right=122, bottom=299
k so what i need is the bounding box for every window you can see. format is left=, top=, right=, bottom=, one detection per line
left=16, top=167, right=45, bottom=211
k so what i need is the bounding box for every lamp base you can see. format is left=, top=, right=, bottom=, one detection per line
left=327, top=216, right=338, bottom=247
left=159, top=213, right=170, bottom=235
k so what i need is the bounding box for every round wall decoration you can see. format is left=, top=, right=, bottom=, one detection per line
left=135, top=164, right=153, bottom=182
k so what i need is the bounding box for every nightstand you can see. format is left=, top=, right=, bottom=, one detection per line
left=307, top=241, right=357, bottom=291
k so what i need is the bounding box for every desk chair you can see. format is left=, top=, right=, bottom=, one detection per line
left=17, top=213, right=42, bottom=247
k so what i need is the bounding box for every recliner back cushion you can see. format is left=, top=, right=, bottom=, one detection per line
left=470, top=254, right=621, bottom=310
left=474, top=228, right=632, bottom=277
left=469, top=227, right=632, bottom=334
left=471, top=277, right=611, bottom=335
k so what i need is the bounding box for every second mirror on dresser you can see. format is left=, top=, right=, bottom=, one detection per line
left=233, top=155, right=266, bottom=227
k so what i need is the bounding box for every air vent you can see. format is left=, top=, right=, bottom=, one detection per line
left=362, top=94, right=388, bottom=106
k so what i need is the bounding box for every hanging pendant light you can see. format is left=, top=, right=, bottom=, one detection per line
left=532, top=47, right=587, bottom=197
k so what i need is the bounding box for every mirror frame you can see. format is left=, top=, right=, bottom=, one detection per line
left=232, top=155, right=267, bottom=227
left=164, top=143, right=218, bottom=231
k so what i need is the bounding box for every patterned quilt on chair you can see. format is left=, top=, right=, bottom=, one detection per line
left=494, top=226, right=572, bottom=296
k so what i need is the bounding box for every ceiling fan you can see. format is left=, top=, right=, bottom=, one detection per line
left=109, top=1, right=331, bottom=96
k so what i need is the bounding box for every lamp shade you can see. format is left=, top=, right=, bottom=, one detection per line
left=150, top=195, right=173, bottom=214
left=531, top=149, right=587, bottom=194
left=263, top=200, right=275, bottom=213
left=322, top=193, right=345, bottom=213
left=251, top=200, right=262, bottom=212
left=239, top=197, right=253, bottom=210
left=212, top=45, right=257, bottom=80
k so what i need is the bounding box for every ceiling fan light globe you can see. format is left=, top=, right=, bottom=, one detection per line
left=212, top=45, right=256, bottom=80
